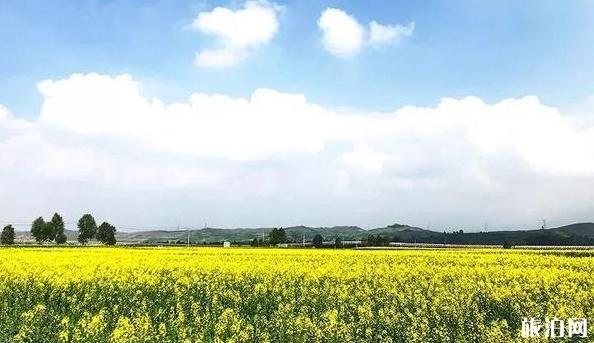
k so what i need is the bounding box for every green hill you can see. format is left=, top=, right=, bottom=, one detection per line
left=549, top=223, right=594, bottom=239
left=13, top=222, right=594, bottom=246
left=116, top=223, right=428, bottom=243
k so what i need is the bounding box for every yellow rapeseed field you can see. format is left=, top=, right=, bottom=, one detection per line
left=0, top=247, right=592, bottom=342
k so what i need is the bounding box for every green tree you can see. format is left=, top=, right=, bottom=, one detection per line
left=50, top=213, right=65, bottom=244
left=334, top=237, right=342, bottom=249
left=31, top=217, right=46, bottom=244
left=269, top=228, right=287, bottom=245
left=376, top=235, right=388, bottom=246
left=55, top=232, right=67, bottom=244
left=77, top=214, right=97, bottom=245
left=268, top=229, right=277, bottom=245
left=313, top=234, right=323, bottom=248
left=1, top=225, right=15, bottom=245
left=96, top=222, right=116, bottom=245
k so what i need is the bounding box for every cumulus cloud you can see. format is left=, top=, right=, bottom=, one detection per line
left=192, top=1, right=281, bottom=67
left=318, top=8, right=414, bottom=57
left=369, top=21, right=414, bottom=46
left=2, top=73, right=594, bottom=229
left=317, top=8, right=365, bottom=57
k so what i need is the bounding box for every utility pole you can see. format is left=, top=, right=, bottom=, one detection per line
left=541, top=219, right=546, bottom=230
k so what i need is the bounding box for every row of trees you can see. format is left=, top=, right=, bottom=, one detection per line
left=249, top=230, right=348, bottom=249
left=31, top=213, right=67, bottom=244
left=76, top=214, right=117, bottom=245
left=0, top=213, right=117, bottom=245
left=251, top=228, right=289, bottom=246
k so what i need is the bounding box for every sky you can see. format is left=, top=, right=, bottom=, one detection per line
left=1, top=0, right=594, bottom=231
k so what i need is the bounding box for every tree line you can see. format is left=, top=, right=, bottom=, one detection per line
left=1, top=213, right=116, bottom=245
left=249, top=228, right=350, bottom=248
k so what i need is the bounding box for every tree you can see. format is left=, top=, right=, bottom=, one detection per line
left=269, top=227, right=287, bottom=245
left=96, top=222, right=116, bottom=245
left=1, top=225, right=15, bottom=245
left=51, top=213, right=65, bottom=244
left=42, top=217, right=57, bottom=243
left=77, top=214, right=97, bottom=245
left=375, top=235, right=389, bottom=246
left=334, top=237, right=342, bottom=249
left=313, top=234, right=323, bottom=248
left=31, top=217, right=46, bottom=244
left=55, top=232, right=67, bottom=244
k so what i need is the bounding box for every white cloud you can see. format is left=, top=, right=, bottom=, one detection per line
left=369, top=21, right=414, bottom=46
left=3, top=73, right=594, bottom=229
left=37, top=73, right=330, bottom=160
left=318, top=8, right=414, bottom=57
left=342, top=146, right=388, bottom=172
left=0, top=105, right=9, bottom=120
left=318, top=8, right=365, bottom=57
left=192, top=1, right=281, bottom=67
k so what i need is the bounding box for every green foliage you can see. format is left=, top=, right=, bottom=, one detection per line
left=0, top=225, right=15, bottom=245
left=96, top=222, right=117, bottom=245
left=55, top=232, right=67, bottom=245
left=50, top=213, right=65, bottom=244
left=43, top=221, right=56, bottom=243
left=268, top=227, right=287, bottom=245
left=77, top=214, right=97, bottom=245
left=367, top=234, right=390, bottom=246
left=334, top=237, right=342, bottom=248
left=30, top=217, right=46, bottom=244
left=312, top=234, right=323, bottom=248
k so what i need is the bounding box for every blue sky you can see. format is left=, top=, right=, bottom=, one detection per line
left=2, top=0, right=594, bottom=117
left=2, top=0, right=594, bottom=230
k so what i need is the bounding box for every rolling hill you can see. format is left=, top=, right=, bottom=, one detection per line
left=13, top=222, right=594, bottom=246
left=114, top=223, right=429, bottom=243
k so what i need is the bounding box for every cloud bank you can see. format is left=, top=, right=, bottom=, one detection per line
left=2, top=73, right=594, bottom=229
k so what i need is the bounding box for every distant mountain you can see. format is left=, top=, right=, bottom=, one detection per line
left=15, top=229, right=79, bottom=242
left=391, top=223, right=594, bottom=246
left=549, top=223, right=594, bottom=239
left=117, top=223, right=428, bottom=243
left=367, top=223, right=427, bottom=236
left=284, top=226, right=365, bottom=241
left=13, top=222, right=594, bottom=246
left=116, top=226, right=368, bottom=243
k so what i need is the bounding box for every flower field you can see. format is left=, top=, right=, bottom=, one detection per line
left=0, top=247, right=592, bottom=342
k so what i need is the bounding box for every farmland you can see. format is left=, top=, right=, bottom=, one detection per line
left=0, top=247, right=592, bottom=342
